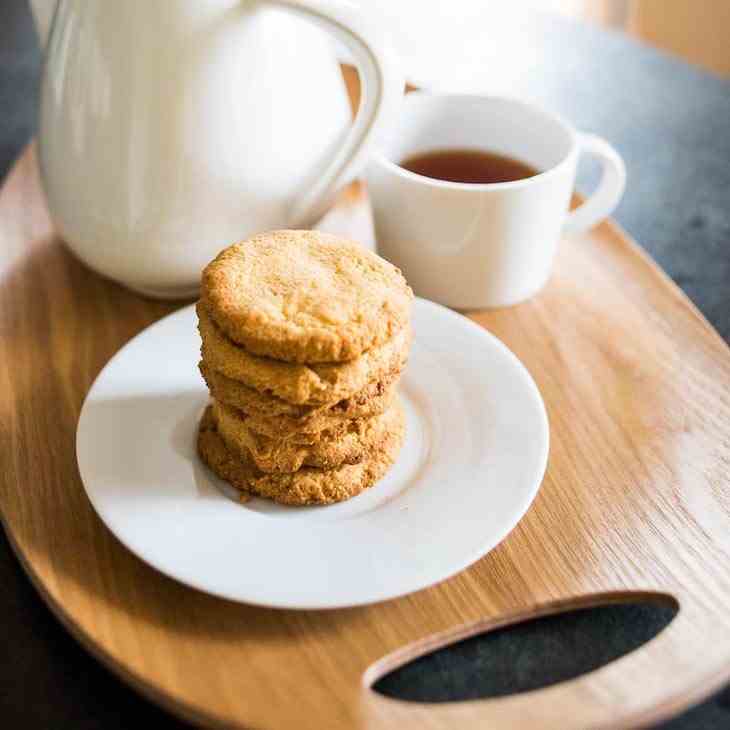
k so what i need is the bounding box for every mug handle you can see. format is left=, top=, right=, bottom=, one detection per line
left=563, top=132, right=626, bottom=234
left=270, top=0, right=403, bottom=227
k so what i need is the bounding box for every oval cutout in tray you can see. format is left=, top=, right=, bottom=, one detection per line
left=371, top=592, right=679, bottom=701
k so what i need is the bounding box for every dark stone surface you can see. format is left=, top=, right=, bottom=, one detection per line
left=0, top=0, right=40, bottom=179
left=1, top=1, right=729, bottom=727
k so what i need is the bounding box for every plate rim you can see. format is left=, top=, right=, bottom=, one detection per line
left=76, top=297, right=549, bottom=609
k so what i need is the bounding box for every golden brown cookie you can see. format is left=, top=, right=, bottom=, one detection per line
left=200, top=230, right=413, bottom=363
left=198, top=304, right=410, bottom=405
left=200, top=361, right=399, bottom=437
left=226, top=387, right=399, bottom=440
left=212, top=399, right=401, bottom=473
left=197, top=403, right=405, bottom=505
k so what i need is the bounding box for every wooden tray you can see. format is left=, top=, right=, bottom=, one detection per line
left=2, top=143, right=730, bottom=730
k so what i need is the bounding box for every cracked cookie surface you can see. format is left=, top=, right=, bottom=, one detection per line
left=200, top=230, right=413, bottom=363
left=200, top=361, right=400, bottom=437
left=213, top=399, right=402, bottom=473
left=198, top=304, right=410, bottom=405
left=197, top=404, right=405, bottom=505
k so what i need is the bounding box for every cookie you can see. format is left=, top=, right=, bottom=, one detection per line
left=212, top=399, right=401, bottom=473
left=200, top=230, right=413, bottom=363
left=224, top=386, right=399, bottom=440
left=198, top=304, right=410, bottom=405
left=197, top=403, right=405, bottom=505
left=200, top=361, right=399, bottom=437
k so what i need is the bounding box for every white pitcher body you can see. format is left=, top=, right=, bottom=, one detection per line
left=38, top=0, right=401, bottom=298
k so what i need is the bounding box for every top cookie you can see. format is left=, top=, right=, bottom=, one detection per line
left=201, top=230, right=413, bottom=363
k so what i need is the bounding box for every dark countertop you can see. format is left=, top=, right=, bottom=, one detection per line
left=1, top=1, right=729, bottom=728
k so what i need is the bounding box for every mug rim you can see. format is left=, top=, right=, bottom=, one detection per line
left=371, top=91, right=579, bottom=192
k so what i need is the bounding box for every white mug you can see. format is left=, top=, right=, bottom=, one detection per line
left=365, top=92, right=626, bottom=309
left=37, top=0, right=402, bottom=299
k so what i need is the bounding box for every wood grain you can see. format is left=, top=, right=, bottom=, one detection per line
left=2, top=134, right=730, bottom=729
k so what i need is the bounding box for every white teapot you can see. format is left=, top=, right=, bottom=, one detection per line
left=33, top=0, right=402, bottom=298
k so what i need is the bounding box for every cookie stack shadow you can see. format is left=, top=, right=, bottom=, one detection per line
left=196, top=230, right=413, bottom=506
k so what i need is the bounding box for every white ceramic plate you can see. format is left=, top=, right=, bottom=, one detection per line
left=76, top=298, right=548, bottom=609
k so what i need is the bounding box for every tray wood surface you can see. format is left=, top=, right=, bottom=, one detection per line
left=2, top=137, right=730, bottom=730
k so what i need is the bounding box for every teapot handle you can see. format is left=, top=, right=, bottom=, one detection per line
left=271, top=0, right=403, bottom=227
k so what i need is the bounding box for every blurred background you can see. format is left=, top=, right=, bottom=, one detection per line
left=527, top=0, right=730, bottom=76
left=359, top=0, right=730, bottom=82
left=24, top=0, right=730, bottom=79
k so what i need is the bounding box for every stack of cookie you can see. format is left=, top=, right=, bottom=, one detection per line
left=196, top=230, right=413, bottom=506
